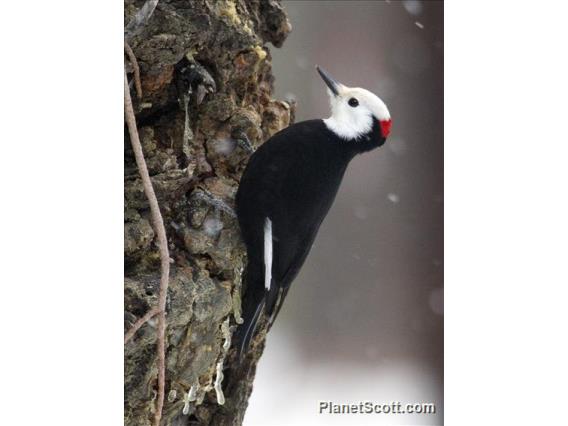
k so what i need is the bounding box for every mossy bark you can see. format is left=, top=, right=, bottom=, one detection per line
left=124, top=1, right=291, bottom=425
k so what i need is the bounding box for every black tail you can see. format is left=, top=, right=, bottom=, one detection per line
left=234, top=259, right=266, bottom=361
left=235, top=298, right=265, bottom=361
left=268, top=287, right=289, bottom=327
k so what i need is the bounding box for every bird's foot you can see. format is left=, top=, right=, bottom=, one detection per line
left=192, top=189, right=236, bottom=219
left=233, top=132, right=255, bottom=154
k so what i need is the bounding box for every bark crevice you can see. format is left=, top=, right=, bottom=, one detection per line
left=124, top=1, right=292, bottom=425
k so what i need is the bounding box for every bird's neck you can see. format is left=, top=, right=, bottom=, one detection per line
left=325, top=118, right=385, bottom=155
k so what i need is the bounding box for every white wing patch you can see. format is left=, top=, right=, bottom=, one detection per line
left=264, top=217, right=273, bottom=291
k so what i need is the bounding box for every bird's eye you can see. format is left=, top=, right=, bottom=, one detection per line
left=348, top=98, right=359, bottom=107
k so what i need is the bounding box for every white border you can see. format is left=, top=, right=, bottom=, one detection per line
left=1, top=1, right=123, bottom=424
left=1, top=1, right=568, bottom=425
left=446, top=1, right=568, bottom=424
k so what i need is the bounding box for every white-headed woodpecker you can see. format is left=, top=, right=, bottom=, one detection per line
left=235, top=66, right=392, bottom=359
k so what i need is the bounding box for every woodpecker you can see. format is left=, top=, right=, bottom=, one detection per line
left=235, top=66, right=392, bottom=359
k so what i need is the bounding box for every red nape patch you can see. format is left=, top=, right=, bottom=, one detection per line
left=380, top=119, right=392, bottom=138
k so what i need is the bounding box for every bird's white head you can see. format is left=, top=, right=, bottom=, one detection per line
left=317, top=66, right=392, bottom=142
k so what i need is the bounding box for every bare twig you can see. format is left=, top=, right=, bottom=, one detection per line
left=125, top=0, right=160, bottom=41
left=124, top=307, right=160, bottom=344
left=124, top=41, right=143, bottom=99
left=124, top=70, right=170, bottom=426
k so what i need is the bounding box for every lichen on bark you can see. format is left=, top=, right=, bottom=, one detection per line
left=124, top=1, right=292, bottom=425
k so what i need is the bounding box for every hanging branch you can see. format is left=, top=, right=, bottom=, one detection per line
left=124, top=307, right=159, bottom=344
left=124, top=41, right=143, bottom=99
left=124, top=70, right=170, bottom=426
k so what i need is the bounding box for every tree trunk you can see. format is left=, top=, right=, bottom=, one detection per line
left=124, top=1, right=291, bottom=425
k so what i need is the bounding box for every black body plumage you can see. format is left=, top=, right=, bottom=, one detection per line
left=235, top=117, right=387, bottom=359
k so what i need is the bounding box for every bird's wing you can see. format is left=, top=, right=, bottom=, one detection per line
left=236, top=122, right=339, bottom=357
left=265, top=224, right=320, bottom=315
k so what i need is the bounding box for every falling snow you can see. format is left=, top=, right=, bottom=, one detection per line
left=387, top=193, right=400, bottom=204
left=415, top=21, right=424, bottom=29
left=402, top=0, right=423, bottom=16
left=212, top=137, right=236, bottom=156
left=203, top=217, right=223, bottom=237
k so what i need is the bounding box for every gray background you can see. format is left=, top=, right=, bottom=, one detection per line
left=246, top=1, right=443, bottom=424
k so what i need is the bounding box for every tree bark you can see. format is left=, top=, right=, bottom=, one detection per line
left=124, top=1, right=292, bottom=425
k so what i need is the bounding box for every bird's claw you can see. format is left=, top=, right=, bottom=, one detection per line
left=234, top=132, right=255, bottom=154
left=192, top=189, right=236, bottom=219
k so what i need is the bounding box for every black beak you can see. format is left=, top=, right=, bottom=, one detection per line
left=316, top=65, right=340, bottom=97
